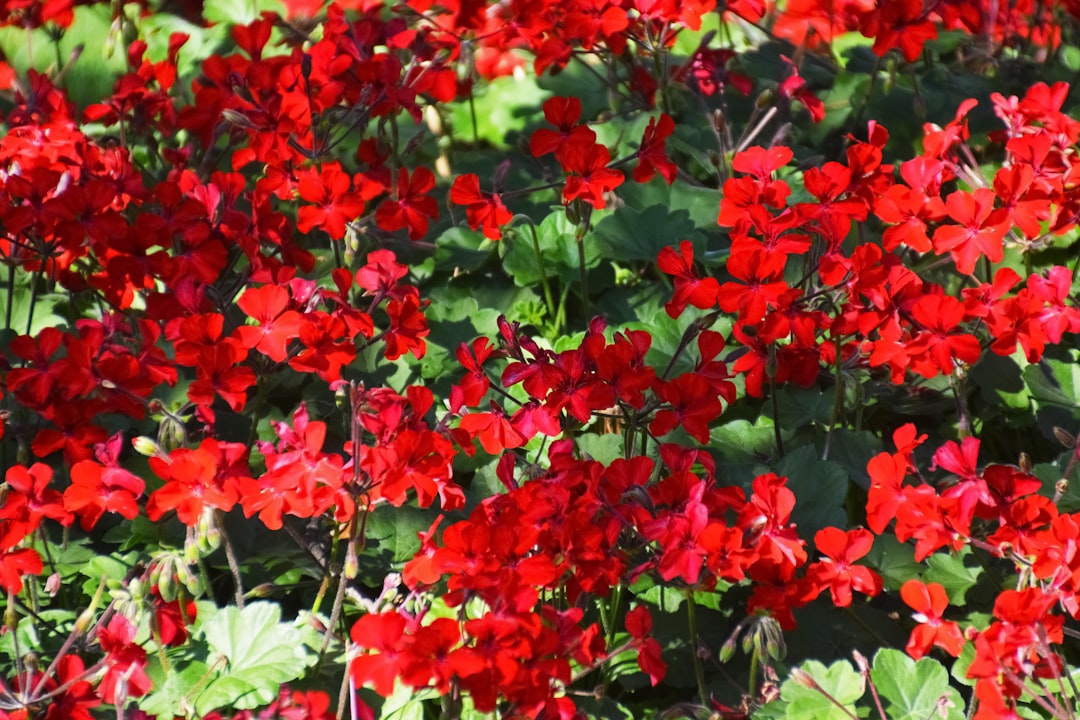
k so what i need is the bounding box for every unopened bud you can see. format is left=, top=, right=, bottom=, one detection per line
left=159, top=410, right=188, bottom=453
left=132, top=436, right=162, bottom=457
left=719, top=635, right=738, bottom=663
left=4, top=594, right=17, bottom=631
left=1019, top=452, right=1033, bottom=474
left=1054, top=427, right=1076, bottom=449
left=741, top=627, right=755, bottom=655
left=789, top=667, right=817, bottom=689
left=197, top=510, right=221, bottom=553
left=1056, top=478, right=1070, bottom=501
left=244, top=583, right=275, bottom=599
left=345, top=542, right=359, bottom=580
left=45, top=572, right=61, bottom=596
left=184, top=533, right=201, bottom=565
left=74, top=607, right=96, bottom=633
left=221, top=109, right=257, bottom=130
left=755, top=89, right=774, bottom=109
left=765, top=346, right=779, bottom=379
left=565, top=199, right=582, bottom=226
left=761, top=617, right=786, bottom=661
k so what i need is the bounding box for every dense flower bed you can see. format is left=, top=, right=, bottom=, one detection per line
left=2, top=0, right=1080, bottom=717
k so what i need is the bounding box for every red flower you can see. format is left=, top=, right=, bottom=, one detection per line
left=97, top=615, right=152, bottom=703
left=633, top=114, right=677, bottom=184
left=65, top=433, right=145, bottom=530
left=236, top=284, right=304, bottom=362
left=146, top=439, right=247, bottom=526
left=296, top=162, right=366, bottom=240
left=806, top=527, right=882, bottom=607
left=560, top=138, right=624, bottom=209
left=932, top=188, right=1010, bottom=275
left=530, top=96, right=596, bottom=161
left=657, top=240, right=720, bottom=318
left=449, top=174, right=513, bottom=240
left=900, top=579, right=966, bottom=659
left=376, top=167, right=440, bottom=240
left=0, top=547, right=43, bottom=594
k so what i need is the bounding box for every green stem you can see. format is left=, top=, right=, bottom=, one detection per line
left=216, top=510, right=245, bottom=609
left=576, top=219, right=591, bottom=319
left=5, top=262, right=14, bottom=332
left=519, top=218, right=557, bottom=328
left=769, top=372, right=785, bottom=458
left=748, top=642, right=761, bottom=699
left=823, top=334, right=846, bottom=461
left=686, top=591, right=708, bottom=707
left=25, top=268, right=41, bottom=335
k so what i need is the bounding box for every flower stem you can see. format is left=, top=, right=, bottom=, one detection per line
left=686, top=591, right=708, bottom=707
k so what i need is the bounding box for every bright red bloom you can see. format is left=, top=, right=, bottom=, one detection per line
left=806, top=527, right=882, bottom=607
left=296, top=162, right=366, bottom=240
left=560, top=139, right=624, bottom=209
left=449, top=174, right=513, bottom=240
left=530, top=97, right=596, bottom=161
left=236, top=284, right=304, bottom=362
left=657, top=240, right=720, bottom=318
left=65, top=433, right=145, bottom=530
left=376, top=167, right=440, bottom=240
left=97, top=615, right=152, bottom=703
left=0, top=547, right=43, bottom=594
left=146, top=439, right=248, bottom=526
left=932, top=188, right=1010, bottom=275
left=633, top=114, right=677, bottom=184
left=900, top=579, right=965, bottom=660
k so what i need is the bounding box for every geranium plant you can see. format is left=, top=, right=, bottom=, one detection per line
left=1, top=0, right=1080, bottom=717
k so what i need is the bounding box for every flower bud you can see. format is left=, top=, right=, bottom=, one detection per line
left=761, top=617, right=786, bottom=661
left=244, top=583, right=275, bottom=599
left=565, top=200, right=581, bottom=226
left=132, top=436, right=162, bottom=457
left=197, top=509, right=221, bottom=553
left=158, top=413, right=188, bottom=453
left=345, top=541, right=359, bottom=581
left=789, top=667, right=817, bottom=689
left=1054, top=427, right=1076, bottom=449
left=184, top=532, right=201, bottom=565
left=719, top=635, right=738, bottom=663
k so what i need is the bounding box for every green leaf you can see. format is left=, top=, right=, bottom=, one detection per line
left=501, top=210, right=603, bottom=287
left=194, top=602, right=314, bottom=714
left=365, top=505, right=436, bottom=564
left=576, top=433, right=625, bottom=464
left=202, top=0, right=284, bottom=27
left=713, top=417, right=777, bottom=461
left=451, top=75, right=549, bottom=148
left=922, top=548, right=982, bottom=606
left=380, top=682, right=439, bottom=720
left=140, top=660, right=211, bottom=718
left=863, top=533, right=920, bottom=592
left=1024, top=350, right=1080, bottom=439
left=0, top=5, right=128, bottom=108
left=1024, top=355, right=1080, bottom=409
left=433, top=226, right=494, bottom=274
left=871, top=648, right=964, bottom=720
left=593, top=205, right=701, bottom=263
left=773, top=446, right=849, bottom=540
left=779, top=659, right=864, bottom=720
left=822, top=429, right=882, bottom=490
left=617, top=175, right=724, bottom=232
